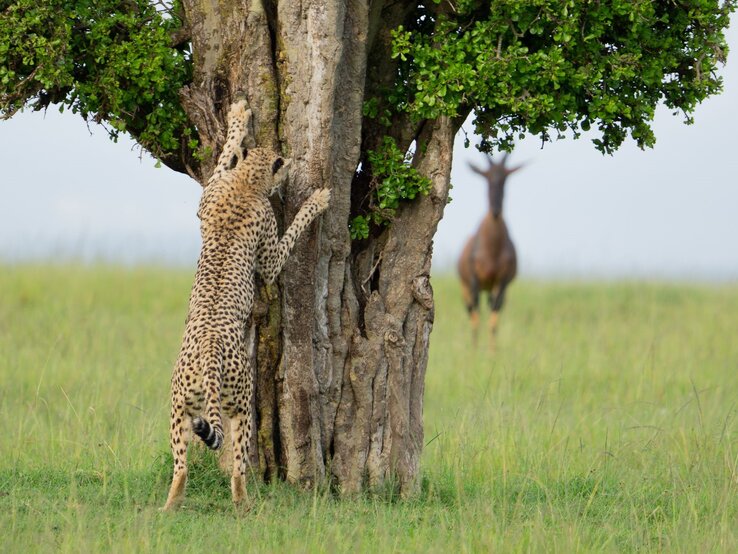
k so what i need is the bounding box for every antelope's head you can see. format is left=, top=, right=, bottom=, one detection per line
left=469, top=153, right=522, bottom=220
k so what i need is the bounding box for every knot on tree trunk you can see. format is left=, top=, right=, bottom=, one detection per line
left=383, top=314, right=405, bottom=348
left=411, top=275, right=433, bottom=310
left=384, top=330, right=402, bottom=346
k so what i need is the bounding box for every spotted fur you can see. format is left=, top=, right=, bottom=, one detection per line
left=162, top=100, right=331, bottom=511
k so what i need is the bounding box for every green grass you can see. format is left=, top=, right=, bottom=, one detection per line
left=2, top=265, right=738, bottom=552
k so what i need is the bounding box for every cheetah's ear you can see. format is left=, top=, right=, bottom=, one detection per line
left=272, top=157, right=284, bottom=175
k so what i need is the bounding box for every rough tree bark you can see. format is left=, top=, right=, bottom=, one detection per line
left=178, top=0, right=459, bottom=497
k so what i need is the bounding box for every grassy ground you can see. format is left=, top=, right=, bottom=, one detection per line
left=2, top=265, right=738, bottom=552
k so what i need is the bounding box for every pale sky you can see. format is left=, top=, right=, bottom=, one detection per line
left=1, top=23, right=736, bottom=280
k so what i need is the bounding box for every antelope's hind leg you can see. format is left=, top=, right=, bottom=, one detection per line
left=487, top=280, right=511, bottom=349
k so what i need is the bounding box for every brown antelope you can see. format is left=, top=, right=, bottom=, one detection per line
left=457, top=153, right=521, bottom=345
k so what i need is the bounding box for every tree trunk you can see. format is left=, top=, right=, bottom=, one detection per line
left=180, top=0, right=456, bottom=497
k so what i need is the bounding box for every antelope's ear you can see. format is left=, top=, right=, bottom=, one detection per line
left=506, top=163, right=524, bottom=176
left=272, top=157, right=285, bottom=175
left=468, top=162, right=486, bottom=176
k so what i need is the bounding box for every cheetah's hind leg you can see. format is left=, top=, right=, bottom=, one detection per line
left=161, top=400, right=191, bottom=511
left=227, top=352, right=254, bottom=509
left=229, top=412, right=251, bottom=508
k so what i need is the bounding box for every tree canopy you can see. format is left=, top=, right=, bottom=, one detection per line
left=2, top=1, right=733, bottom=167
left=390, top=0, right=735, bottom=153
left=0, top=1, right=192, bottom=171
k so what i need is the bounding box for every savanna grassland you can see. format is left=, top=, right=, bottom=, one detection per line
left=2, top=265, right=738, bottom=552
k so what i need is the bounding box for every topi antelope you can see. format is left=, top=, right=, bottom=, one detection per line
left=457, top=153, right=521, bottom=346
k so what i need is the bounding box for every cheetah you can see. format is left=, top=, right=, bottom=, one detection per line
left=162, top=99, right=331, bottom=511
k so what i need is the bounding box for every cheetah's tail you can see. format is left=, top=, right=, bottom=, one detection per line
left=192, top=416, right=223, bottom=450
left=192, top=339, right=224, bottom=450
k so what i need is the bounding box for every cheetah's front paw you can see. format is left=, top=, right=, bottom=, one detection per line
left=309, top=188, right=331, bottom=213
left=228, top=98, right=249, bottom=118
left=226, top=100, right=252, bottom=137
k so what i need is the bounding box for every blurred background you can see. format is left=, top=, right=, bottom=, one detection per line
left=1, top=23, right=736, bottom=280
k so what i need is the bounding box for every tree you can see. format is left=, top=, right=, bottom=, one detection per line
left=2, top=0, right=734, bottom=496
